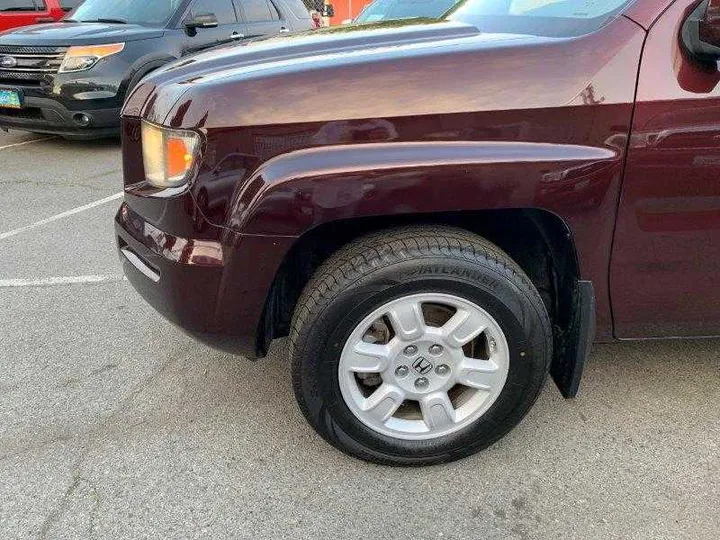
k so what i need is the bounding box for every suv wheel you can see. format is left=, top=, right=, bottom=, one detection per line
left=289, top=226, right=552, bottom=466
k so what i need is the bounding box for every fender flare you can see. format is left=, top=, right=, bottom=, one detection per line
left=228, top=140, right=619, bottom=236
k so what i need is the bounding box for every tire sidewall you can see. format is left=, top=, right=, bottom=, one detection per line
left=296, top=256, right=550, bottom=463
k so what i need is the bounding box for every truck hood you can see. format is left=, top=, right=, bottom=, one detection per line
left=150, top=20, right=481, bottom=84
left=0, top=22, right=163, bottom=46
left=125, top=17, right=640, bottom=129
left=125, top=20, right=531, bottom=122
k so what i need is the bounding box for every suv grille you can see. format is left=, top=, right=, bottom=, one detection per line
left=0, top=46, right=67, bottom=86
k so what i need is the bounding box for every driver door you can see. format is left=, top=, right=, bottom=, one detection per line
left=610, top=0, right=720, bottom=338
left=181, top=0, right=247, bottom=56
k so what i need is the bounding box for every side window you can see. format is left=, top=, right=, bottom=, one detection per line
left=268, top=0, right=280, bottom=20
left=239, top=0, right=278, bottom=22
left=188, top=0, right=238, bottom=24
left=0, top=0, right=40, bottom=11
left=60, top=0, right=83, bottom=11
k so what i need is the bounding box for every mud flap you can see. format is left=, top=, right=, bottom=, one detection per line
left=551, top=280, right=595, bottom=398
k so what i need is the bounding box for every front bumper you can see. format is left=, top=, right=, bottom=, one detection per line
left=115, top=201, right=295, bottom=357
left=0, top=47, right=128, bottom=138
left=0, top=94, right=120, bottom=138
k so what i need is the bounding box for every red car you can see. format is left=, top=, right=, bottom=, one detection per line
left=0, top=1, right=80, bottom=32
left=116, top=0, right=720, bottom=465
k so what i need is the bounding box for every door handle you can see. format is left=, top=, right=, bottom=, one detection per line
left=35, top=17, right=55, bottom=23
left=279, top=27, right=290, bottom=33
left=230, top=31, right=245, bottom=40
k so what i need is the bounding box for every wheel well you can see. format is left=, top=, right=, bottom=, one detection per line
left=259, top=209, right=581, bottom=362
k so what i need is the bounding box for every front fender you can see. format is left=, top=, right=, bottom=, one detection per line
left=124, top=55, right=178, bottom=95
left=224, top=141, right=619, bottom=236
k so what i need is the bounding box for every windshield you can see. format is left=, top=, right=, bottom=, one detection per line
left=447, top=0, right=636, bottom=37
left=356, top=0, right=461, bottom=24
left=67, top=0, right=184, bottom=26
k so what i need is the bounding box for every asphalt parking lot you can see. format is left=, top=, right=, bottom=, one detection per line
left=0, top=130, right=718, bottom=540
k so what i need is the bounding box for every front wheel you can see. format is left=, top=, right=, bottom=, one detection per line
left=290, top=226, right=552, bottom=466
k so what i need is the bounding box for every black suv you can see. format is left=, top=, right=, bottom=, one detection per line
left=0, top=0, right=312, bottom=139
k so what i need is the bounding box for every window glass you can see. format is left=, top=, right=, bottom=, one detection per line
left=354, top=0, right=638, bottom=36
left=60, top=0, right=83, bottom=10
left=189, top=0, right=238, bottom=23
left=355, top=0, right=458, bottom=24
left=240, top=0, right=273, bottom=22
left=268, top=0, right=280, bottom=20
left=69, top=0, right=184, bottom=26
left=285, top=0, right=310, bottom=19
left=0, top=0, right=39, bottom=11
left=468, top=0, right=632, bottom=18
left=447, top=0, right=637, bottom=37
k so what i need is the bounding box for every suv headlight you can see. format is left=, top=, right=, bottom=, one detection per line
left=59, top=43, right=125, bottom=73
left=141, top=121, right=201, bottom=189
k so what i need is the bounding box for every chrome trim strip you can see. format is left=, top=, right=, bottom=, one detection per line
left=121, top=247, right=160, bottom=283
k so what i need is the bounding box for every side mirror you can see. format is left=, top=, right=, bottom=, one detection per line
left=184, top=13, right=219, bottom=30
left=683, top=0, right=720, bottom=64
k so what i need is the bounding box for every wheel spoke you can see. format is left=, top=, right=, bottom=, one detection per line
left=387, top=300, right=425, bottom=341
left=362, top=383, right=405, bottom=422
left=420, top=392, right=456, bottom=429
left=345, top=341, right=392, bottom=373
left=442, top=308, right=487, bottom=348
left=457, top=358, right=501, bottom=391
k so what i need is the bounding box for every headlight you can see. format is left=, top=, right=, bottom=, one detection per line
left=141, top=121, right=200, bottom=189
left=59, top=43, right=125, bottom=73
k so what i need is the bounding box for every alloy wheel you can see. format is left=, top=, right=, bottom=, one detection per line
left=338, top=293, right=510, bottom=440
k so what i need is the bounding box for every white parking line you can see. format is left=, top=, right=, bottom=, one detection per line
left=0, top=275, right=125, bottom=288
left=0, top=192, right=123, bottom=241
left=0, top=137, right=54, bottom=151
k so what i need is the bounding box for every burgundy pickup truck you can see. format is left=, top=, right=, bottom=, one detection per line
left=116, top=0, right=720, bottom=465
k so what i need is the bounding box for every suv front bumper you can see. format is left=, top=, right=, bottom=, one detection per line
left=0, top=94, right=120, bottom=138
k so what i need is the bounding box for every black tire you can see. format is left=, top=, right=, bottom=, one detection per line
left=289, top=225, right=552, bottom=466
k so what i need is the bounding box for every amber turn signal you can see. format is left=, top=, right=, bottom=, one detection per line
left=141, top=121, right=200, bottom=189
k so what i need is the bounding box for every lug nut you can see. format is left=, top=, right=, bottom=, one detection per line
left=435, top=364, right=450, bottom=376
left=429, top=344, right=443, bottom=355
left=488, top=339, right=497, bottom=353
left=395, top=365, right=409, bottom=378
left=414, top=377, right=429, bottom=390
left=404, top=345, right=418, bottom=356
